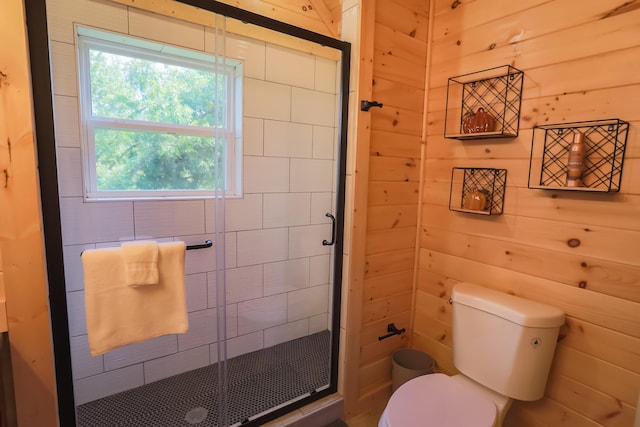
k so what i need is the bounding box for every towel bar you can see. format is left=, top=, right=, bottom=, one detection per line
left=80, top=240, right=213, bottom=256
left=186, top=240, right=213, bottom=250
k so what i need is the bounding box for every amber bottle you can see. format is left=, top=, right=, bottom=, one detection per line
left=566, top=132, right=586, bottom=187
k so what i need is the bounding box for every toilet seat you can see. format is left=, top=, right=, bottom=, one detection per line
left=380, top=373, right=497, bottom=427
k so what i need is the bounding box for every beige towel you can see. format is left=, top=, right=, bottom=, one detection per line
left=121, top=241, right=159, bottom=286
left=82, top=242, right=188, bottom=356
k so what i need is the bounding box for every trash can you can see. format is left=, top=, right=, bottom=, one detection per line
left=391, top=349, right=435, bottom=392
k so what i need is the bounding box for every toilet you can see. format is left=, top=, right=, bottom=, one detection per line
left=379, top=283, right=565, bottom=427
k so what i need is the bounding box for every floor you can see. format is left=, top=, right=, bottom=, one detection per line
left=323, top=420, right=349, bottom=427
left=76, top=330, right=331, bottom=426
left=344, top=392, right=388, bottom=427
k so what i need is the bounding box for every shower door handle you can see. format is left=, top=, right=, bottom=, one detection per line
left=322, top=213, right=336, bottom=246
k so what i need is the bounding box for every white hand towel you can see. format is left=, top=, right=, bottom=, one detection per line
left=121, top=241, right=159, bottom=286
left=82, top=242, right=188, bottom=356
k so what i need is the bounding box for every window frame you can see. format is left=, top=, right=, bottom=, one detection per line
left=76, top=27, right=242, bottom=200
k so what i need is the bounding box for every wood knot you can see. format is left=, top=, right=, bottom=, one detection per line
left=451, top=0, right=461, bottom=8
left=567, top=238, right=581, bottom=248
left=456, top=40, right=461, bottom=46
left=392, top=119, right=398, bottom=126
left=580, top=262, right=588, bottom=268
left=409, top=29, right=417, bottom=37
left=488, top=42, right=497, bottom=50
left=578, top=281, right=587, bottom=289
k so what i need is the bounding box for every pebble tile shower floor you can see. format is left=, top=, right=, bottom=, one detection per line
left=76, top=330, right=331, bottom=426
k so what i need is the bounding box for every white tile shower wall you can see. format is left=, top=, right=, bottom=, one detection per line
left=143, top=345, right=211, bottom=384
left=53, top=95, right=80, bottom=148
left=225, top=265, right=263, bottom=304
left=70, top=335, right=103, bottom=380
left=219, top=194, right=263, bottom=232
left=263, top=193, right=311, bottom=228
left=263, top=258, right=310, bottom=296
left=243, top=117, right=265, bottom=156
left=56, top=148, right=83, bottom=197
left=185, top=273, right=208, bottom=313
left=313, top=125, right=335, bottom=159
left=128, top=8, right=205, bottom=50
left=310, top=255, right=331, bottom=287
left=264, top=318, right=309, bottom=347
left=104, top=335, right=178, bottom=371
left=244, top=79, right=291, bottom=121
left=288, top=285, right=329, bottom=322
left=227, top=331, right=264, bottom=359
left=291, top=87, right=337, bottom=127
left=206, top=30, right=266, bottom=80
left=264, top=120, right=313, bottom=158
left=134, top=200, right=206, bottom=238
left=244, top=156, right=290, bottom=193
left=74, top=364, right=144, bottom=405
left=265, top=44, right=315, bottom=89
left=49, top=0, right=338, bottom=403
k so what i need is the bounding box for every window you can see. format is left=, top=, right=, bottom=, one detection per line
left=77, top=27, right=242, bottom=199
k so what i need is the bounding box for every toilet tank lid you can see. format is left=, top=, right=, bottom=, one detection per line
left=452, top=283, right=565, bottom=328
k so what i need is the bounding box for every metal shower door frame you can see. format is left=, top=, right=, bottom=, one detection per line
left=24, top=0, right=350, bottom=425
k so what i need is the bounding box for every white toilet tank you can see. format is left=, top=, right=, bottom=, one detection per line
left=451, top=283, right=564, bottom=402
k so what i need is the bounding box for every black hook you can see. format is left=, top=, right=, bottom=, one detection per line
left=361, top=100, right=384, bottom=112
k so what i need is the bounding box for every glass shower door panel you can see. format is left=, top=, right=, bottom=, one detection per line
left=219, top=17, right=342, bottom=425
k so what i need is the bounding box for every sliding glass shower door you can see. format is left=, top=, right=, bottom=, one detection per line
left=216, top=13, right=343, bottom=424
left=37, top=0, right=349, bottom=425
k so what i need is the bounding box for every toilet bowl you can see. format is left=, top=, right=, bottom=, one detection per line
left=378, top=283, right=565, bottom=427
left=378, top=373, right=505, bottom=427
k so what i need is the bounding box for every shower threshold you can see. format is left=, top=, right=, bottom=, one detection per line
left=76, top=330, right=331, bottom=426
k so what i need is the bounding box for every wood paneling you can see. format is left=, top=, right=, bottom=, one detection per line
left=345, top=0, right=431, bottom=415
left=416, top=3, right=640, bottom=425
left=366, top=205, right=418, bottom=231
left=0, top=1, right=58, bottom=425
left=341, top=0, right=376, bottom=417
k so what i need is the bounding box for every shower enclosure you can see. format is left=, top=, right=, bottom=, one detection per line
left=29, top=0, right=350, bottom=425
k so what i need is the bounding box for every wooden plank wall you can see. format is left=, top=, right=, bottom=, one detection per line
left=414, top=1, right=640, bottom=426
left=0, top=1, right=59, bottom=425
left=347, top=0, right=430, bottom=415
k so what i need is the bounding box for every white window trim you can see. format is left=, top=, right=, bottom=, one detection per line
left=76, top=26, right=243, bottom=201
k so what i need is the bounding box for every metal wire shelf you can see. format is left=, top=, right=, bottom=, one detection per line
left=449, top=168, right=507, bottom=215
left=528, top=119, right=629, bottom=192
left=444, top=65, right=524, bottom=140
